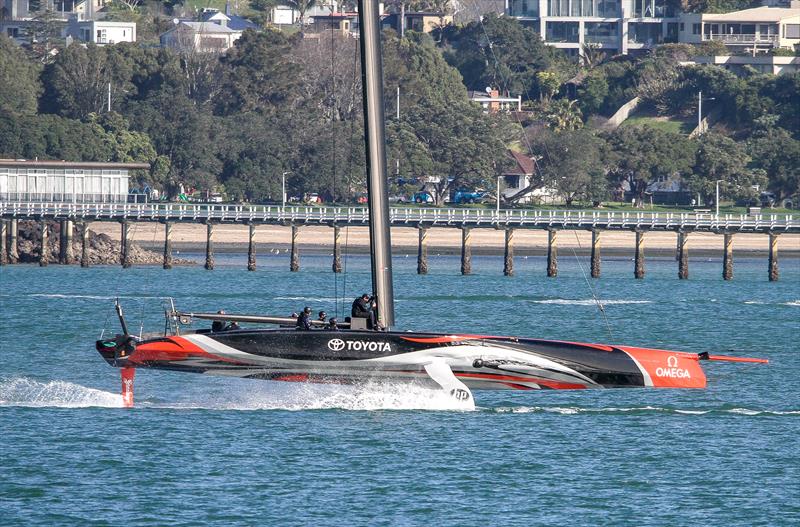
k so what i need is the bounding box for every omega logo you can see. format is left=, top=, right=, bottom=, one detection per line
left=656, top=355, right=691, bottom=379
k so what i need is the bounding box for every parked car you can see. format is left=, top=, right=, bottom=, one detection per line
left=411, top=191, right=435, bottom=204
left=304, top=193, right=321, bottom=204
left=453, top=189, right=487, bottom=204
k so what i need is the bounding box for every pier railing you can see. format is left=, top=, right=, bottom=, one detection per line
left=1, top=202, right=798, bottom=233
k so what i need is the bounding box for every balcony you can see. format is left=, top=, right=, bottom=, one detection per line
left=703, top=33, right=779, bottom=45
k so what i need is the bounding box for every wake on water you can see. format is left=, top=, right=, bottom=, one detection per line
left=0, top=377, right=474, bottom=411
left=1, top=377, right=797, bottom=415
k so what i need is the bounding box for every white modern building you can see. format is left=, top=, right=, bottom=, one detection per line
left=160, top=21, right=243, bottom=53
left=67, top=16, right=136, bottom=44
left=678, top=6, right=800, bottom=53
left=507, top=0, right=680, bottom=56
left=0, top=160, right=149, bottom=203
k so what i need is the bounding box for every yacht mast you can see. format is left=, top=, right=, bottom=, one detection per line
left=357, top=0, right=395, bottom=328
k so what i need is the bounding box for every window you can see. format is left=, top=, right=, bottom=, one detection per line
left=7, top=27, right=19, bottom=38
left=692, top=23, right=700, bottom=35
left=680, top=23, right=684, bottom=32
left=787, top=24, right=800, bottom=39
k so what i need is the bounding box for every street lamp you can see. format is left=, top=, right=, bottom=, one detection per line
left=698, top=90, right=716, bottom=135
left=715, top=179, right=723, bottom=217
left=282, top=171, right=291, bottom=208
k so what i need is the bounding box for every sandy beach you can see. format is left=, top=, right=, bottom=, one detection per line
left=88, top=222, right=800, bottom=257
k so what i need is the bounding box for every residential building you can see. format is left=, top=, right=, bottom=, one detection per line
left=2, top=0, right=106, bottom=21
left=272, top=5, right=299, bottom=25
left=311, top=12, right=359, bottom=35
left=501, top=150, right=559, bottom=204
left=0, top=160, right=149, bottom=203
left=678, top=6, right=800, bottom=53
left=469, top=89, right=523, bottom=113
left=199, top=7, right=257, bottom=31
left=160, top=21, right=243, bottom=52
left=507, top=0, right=680, bottom=56
left=67, top=15, right=136, bottom=44
left=2, top=12, right=134, bottom=46
left=682, top=54, right=800, bottom=74
left=381, top=11, right=454, bottom=34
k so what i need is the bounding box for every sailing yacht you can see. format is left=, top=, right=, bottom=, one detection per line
left=96, top=0, right=766, bottom=408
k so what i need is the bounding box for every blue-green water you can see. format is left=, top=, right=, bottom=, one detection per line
left=1, top=252, right=799, bottom=526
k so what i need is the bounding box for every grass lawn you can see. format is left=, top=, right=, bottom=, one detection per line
left=621, top=114, right=695, bottom=135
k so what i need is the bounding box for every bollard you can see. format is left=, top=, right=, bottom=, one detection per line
left=248, top=223, right=257, bottom=272
left=417, top=226, right=429, bottom=275
left=332, top=225, right=342, bottom=273
left=163, top=222, right=173, bottom=270
left=460, top=227, right=472, bottom=275
left=723, top=233, right=734, bottom=281
left=290, top=225, right=300, bottom=272
left=503, top=228, right=514, bottom=277
left=590, top=229, right=601, bottom=278
left=768, top=233, right=779, bottom=282
left=205, top=222, right=214, bottom=270
left=634, top=230, right=645, bottom=279
left=547, top=229, right=558, bottom=278
left=80, top=223, right=90, bottom=268
left=678, top=231, right=689, bottom=280
left=39, top=219, right=49, bottom=267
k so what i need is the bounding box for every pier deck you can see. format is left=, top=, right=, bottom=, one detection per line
left=2, top=203, right=798, bottom=233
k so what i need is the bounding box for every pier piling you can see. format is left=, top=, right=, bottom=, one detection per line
left=503, top=229, right=514, bottom=277
left=417, top=227, right=429, bottom=275
left=80, top=223, right=90, bottom=267
left=723, top=233, right=734, bottom=281
left=122, top=221, right=133, bottom=269
left=678, top=231, right=689, bottom=280
left=332, top=225, right=342, bottom=273
left=119, top=221, right=127, bottom=266
left=460, top=227, right=472, bottom=275
left=163, top=222, right=173, bottom=270
left=768, top=233, right=779, bottom=281
left=547, top=229, right=558, bottom=278
left=8, top=218, right=18, bottom=263
left=590, top=229, right=601, bottom=278
left=0, top=220, right=7, bottom=265
left=290, top=225, right=300, bottom=272
left=634, top=230, right=645, bottom=279
left=39, top=219, right=48, bottom=267
left=248, top=223, right=257, bottom=271
left=59, top=220, right=73, bottom=265
left=58, top=220, right=67, bottom=264
left=205, top=222, right=215, bottom=270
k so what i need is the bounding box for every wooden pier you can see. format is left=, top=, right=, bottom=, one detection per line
left=1, top=202, right=798, bottom=280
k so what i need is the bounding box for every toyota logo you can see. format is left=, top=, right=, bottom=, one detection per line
left=328, top=338, right=345, bottom=352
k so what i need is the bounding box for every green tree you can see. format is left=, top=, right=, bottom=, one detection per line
left=689, top=132, right=765, bottom=204
left=439, top=14, right=570, bottom=100
left=0, top=35, right=42, bottom=115
left=604, top=126, right=696, bottom=206
left=41, top=43, right=136, bottom=119
left=216, top=29, right=298, bottom=115
left=748, top=123, right=800, bottom=202
left=529, top=128, right=608, bottom=205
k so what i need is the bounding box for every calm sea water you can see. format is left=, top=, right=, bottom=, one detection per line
left=1, top=251, right=799, bottom=526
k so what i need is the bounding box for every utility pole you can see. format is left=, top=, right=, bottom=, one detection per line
left=108, top=82, right=111, bottom=112
left=697, top=90, right=702, bottom=133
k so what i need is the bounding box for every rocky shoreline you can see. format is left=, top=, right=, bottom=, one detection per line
left=10, top=221, right=195, bottom=266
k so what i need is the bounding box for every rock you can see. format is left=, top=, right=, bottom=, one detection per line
left=12, top=220, right=195, bottom=266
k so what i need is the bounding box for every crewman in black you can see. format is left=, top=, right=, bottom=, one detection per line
left=296, top=306, right=313, bottom=330
left=211, top=310, right=227, bottom=332
left=351, top=293, right=377, bottom=329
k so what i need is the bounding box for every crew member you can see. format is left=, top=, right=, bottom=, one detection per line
left=328, top=318, right=339, bottom=331
left=211, top=310, right=227, bottom=332
left=296, top=306, right=313, bottom=330
left=318, top=311, right=327, bottom=324
left=351, top=293, right=377, bottom=329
